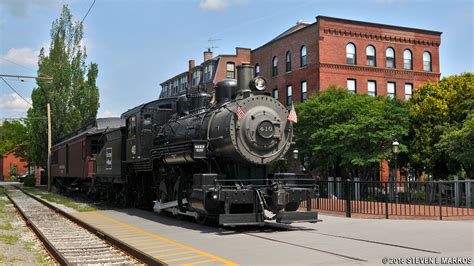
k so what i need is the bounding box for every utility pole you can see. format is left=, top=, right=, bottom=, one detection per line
left=1, top=74, right=53, bottom=189
left=47, top=103, right=52, bottom=192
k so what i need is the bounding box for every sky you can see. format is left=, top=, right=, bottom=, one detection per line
left=0, top=0, right=473, bottom=120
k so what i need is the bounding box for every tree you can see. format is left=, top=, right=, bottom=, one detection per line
left=27, top=5, right=100, bottom=167
left=408, top=73, right=474, bottom=179
left=0, top=120, right=29, bottom=161
left=436, top=113, right=474, bottom=178
left=295, top=87, right=409, bottom=179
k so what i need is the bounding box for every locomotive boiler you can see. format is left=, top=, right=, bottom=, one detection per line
left=150, top=65, right=318, bottom=225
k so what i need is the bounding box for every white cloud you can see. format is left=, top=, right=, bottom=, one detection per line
left=98, top=109, right=120, bottom=118
left=0, top=93, right=31, bottom=113
left=199, top=0, right=249, bottom=11
left=0, top=47, right=40, bottom=66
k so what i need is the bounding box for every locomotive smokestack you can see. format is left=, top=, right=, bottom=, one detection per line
left=236, top=64, right=253, bottom=95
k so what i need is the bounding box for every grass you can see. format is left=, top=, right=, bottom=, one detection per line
left=0, top=234, right=19, bottom=245
left=22, top=187, right=96, bottom=212
left=0, top=223, right=13, bottom=230
left=24, top=240, right=49, bottom=265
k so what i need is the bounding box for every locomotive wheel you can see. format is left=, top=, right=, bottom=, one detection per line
left=157, top=181, right=171, bottom=216
left=195, top=213, right=208, bottom=225
left=285, top=201, right=301, bottom=211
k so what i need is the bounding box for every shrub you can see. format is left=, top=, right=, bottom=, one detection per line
left=23, top=177, right=36, bottom=187
left=40, top=175, right=48, bottom=185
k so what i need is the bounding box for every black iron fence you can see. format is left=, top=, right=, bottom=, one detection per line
left=301, top=178, right=474, bottom=219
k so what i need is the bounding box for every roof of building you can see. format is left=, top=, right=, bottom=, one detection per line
left=317, top=16, right=442, bottom=36
left=252, top=21, right=316, bottom=51
left=253, top=15, right=442, bottom=52
left=270, top=21, right=312, bottom=43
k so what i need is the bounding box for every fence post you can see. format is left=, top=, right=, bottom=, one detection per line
left=466, top=179, right=472, bottom=208
left=385, top=182, right=389, bottom=219
left=336, top=177, right=342, bottom=198
left=354, top=177, right=360, bottom=201
left=345, top=179, right=352, bottom=218
left=438, top=181, right=443, bottom=220
left=454, top=175, right=460, bottom=207
left=328, top=177, right=334, bottom=198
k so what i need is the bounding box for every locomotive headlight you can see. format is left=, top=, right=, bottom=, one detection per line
left=249, top=76, right=266, bottom=91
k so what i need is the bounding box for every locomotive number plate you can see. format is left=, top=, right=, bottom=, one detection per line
left=257, top=120, right=275, bottom=139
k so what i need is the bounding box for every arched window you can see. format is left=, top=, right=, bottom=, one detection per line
left=300, top=45, right=307, bottom=67
left=272, top=56, right=278, bottom=76
left=346, top=43, right=356, bottom=64
left=404, top=49, right=412, bottom=70
left=366, top=45, right=376, bottom=66
left=423, top=52, right=431, bottom=71
left=386, top=47, right=395, bottom=68
left=286, top=51, right=292, bottom=72
left=255, top=63, right=260, bottom=76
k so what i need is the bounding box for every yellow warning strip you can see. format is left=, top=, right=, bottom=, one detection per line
left=163, top=255, right=205, bottom=263
left=134, top=242, right=171, bottom=248
left=148, top=247, right=184, bottom=254
left=90, top=212, right=238, bottom=266
left=182, top=259, right=217, bottom=266
left=159, top=251, right=193, bottom=258
left=120, top=235, right=156, bottom=241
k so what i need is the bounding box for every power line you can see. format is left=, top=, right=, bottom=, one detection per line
left=0, top=77, right=32, bottom=106
left=81, top=0, right=96, bottom=24
left=0, top=57, right=37, bottom=72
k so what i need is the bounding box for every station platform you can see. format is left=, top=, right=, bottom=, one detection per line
left=71, top=208, right=474, bottom=265
left=72, top=211, right=237, bottom=266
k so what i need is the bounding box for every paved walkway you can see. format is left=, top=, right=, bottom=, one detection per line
left=72, top=209, right=474, bottom=265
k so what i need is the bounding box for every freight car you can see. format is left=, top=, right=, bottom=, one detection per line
left=52, top=64, right=318, bottom=226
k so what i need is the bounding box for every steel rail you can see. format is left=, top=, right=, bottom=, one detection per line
left=4, top=190, right=69, bottom=265
left=11, top=186, right=166, bottom=266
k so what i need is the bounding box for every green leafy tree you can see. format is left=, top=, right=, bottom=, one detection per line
left=27, top=5, right=100, bottom=167
left=0, top=120, right=29, bottom=161
left=409, top=73, right=474, bottom=179
left=295, top=87, right=409, bottom=179
left=436, top=113, right=474, bottom=177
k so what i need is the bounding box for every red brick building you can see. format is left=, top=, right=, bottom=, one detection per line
left=251, top=16, right=442, bottom=104
left=160, top=47, right=251, bottom=98
left=0, top=148, right=28, bottom=181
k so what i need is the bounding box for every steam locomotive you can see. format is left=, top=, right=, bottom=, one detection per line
left=51, top=64, right=318, bottom=226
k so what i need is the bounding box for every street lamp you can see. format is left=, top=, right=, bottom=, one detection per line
left=390, top=140, right=400, bottom=202
left=293, top=149, right=299, bottom=160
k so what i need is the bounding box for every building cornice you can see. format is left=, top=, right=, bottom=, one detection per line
left=319, top=63, right=441, bottom=78
left=322, top=27, right=441, bottom=47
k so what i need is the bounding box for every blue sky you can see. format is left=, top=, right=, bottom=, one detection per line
left=0, top=0, right=473, bottom=119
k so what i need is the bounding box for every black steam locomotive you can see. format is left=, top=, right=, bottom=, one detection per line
left=51, top=65, right=318, bottom=226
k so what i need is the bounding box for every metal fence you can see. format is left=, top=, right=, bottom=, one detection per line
left=301, top=178, right=474, bottom=219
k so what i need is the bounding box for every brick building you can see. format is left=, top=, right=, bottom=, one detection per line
left=160, top=48, right=251, bottom=98
left=0, top=148, right=28, bottom=181
left=251, top=16, right=441, bottom=104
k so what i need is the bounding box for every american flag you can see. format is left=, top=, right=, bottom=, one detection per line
left=288, top=104, right=298, bottom=123
left=237, top=105, right=246, bottom=121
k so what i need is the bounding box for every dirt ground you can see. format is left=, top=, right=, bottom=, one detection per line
left=0, top=192, right=54, bottom=265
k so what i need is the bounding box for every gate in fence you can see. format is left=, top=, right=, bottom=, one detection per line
left=301, top=178, right=474, bottom=219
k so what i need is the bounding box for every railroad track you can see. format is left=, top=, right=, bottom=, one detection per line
left=2, top=185, right=165, bottom=265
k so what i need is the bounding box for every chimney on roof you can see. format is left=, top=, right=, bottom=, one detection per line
left=204, top=49, right=213, bottom=62
left=188, top=60, right=195, bottom=89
